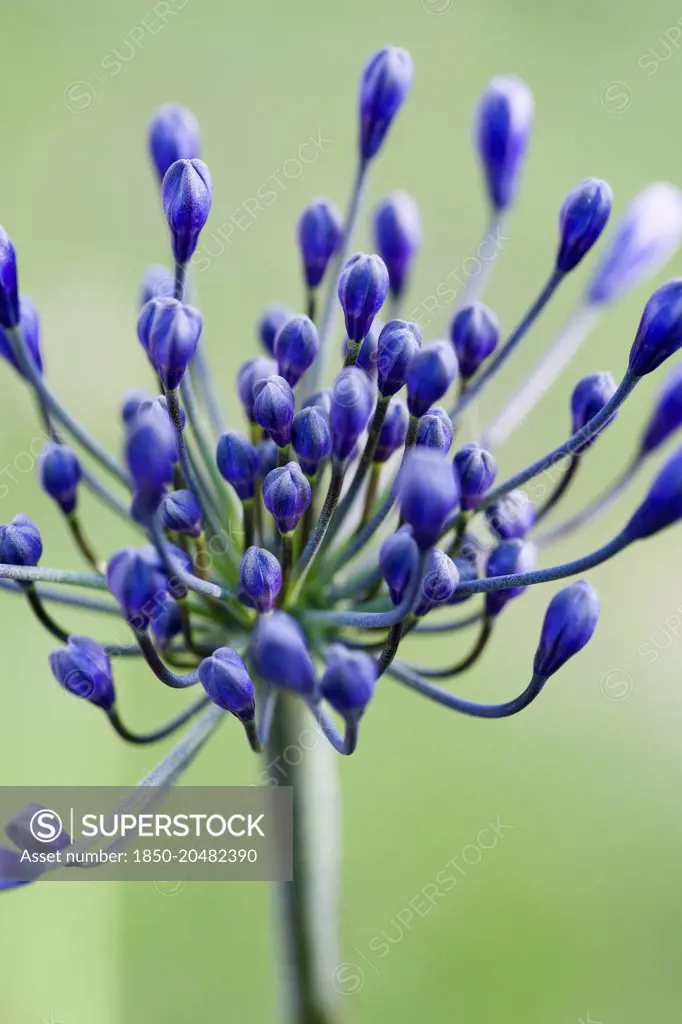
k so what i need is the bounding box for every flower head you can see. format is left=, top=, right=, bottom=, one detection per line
left=216, top=432, right=260, bottom=500
left=274, top=314, right=319, bottom=387
left=237, top=356, right=278, bottom=421
left=475, top=76, right=534, bottom=211
left=137, top=297, right=203, bottom=389
left=485, top=539, right=537, bottom=617
left=49, top=636, right=115, bottom=710
left=375, top=398, right=409, bottom=462
left=0, top=226, right=20, bottom=329
left=291, top=406, right=331, bottom=477
left=406, top=341, right=458, bottom=418
left=148, top=104, right=201, bottom=182
left=198, top=648, right=255, bottom=718
left=639, top=363, right=682, bottom=456
left=485, top=489, right=535, bottom=540
left=533, top=581, right=600, bottom=679
left=373, top=191, right=421, bottom=298
left=399, top=449, right=459, bottom=550
left=628, top=278, right=682, bottom=378
left=239, top=546, right=282, bottom=612
left=297, top=199, right=343, bottom=288
left=253, top=375, right=296, bottom=448
left=380, top=525, right=419, bottom=604
left=38, top=442, right=82, bottom=515
left=376, top=319, right=421, bottom=397
left=0, top=297, right=41, bottom=377
left=625, top=444, right=682, bottom=541
left=263, top=463, right=311, bottom=533
left=159, top=489, right=203, bottom=536
left=454, top=443, right=497, bottom=509
left=0, top=514, right=42, bottom=566
left=258, top=303, right=292, bottom=356
left=161, top=158, right=212, bottom=264
left=251, top=611, right=317, bottom=695
left=322, top=645, right=377, bottom=720
left=556, top=178, right=613, bottom=274
left=338, top=253, right=389, bottom=342
left=570, top=372, right=618, bottom=451
left=415, top=407, right=454, bottom=453
left=359, top=46, right=414, bottom=161
left=449, top=302, right=499, bottom=380
left=330, top=367, right=374, bottom=460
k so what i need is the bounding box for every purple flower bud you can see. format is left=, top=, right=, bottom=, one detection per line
left=359, top=46, right=414, bottom=161
left=38, top=442, right=82, bottom=515
left=253, top=375, right=295, bottom=448
left=379, top=525, right=419, bottom=604
left=0, top=226, right=20, bottom=329
left=629, top=279, right=682, bottom=378
left=449, top=302, right=499, bottom=380
left=159, top=489, right=203, bottom=536
left=485, top=489, right=536, bottom=540
left=148, top=104, right=201, bottom=182
left=274, top=314, right=319, bottom=387
left=640, top=363, right=682, bottom=455
left=415, top=407, right=454, bottom=453
left=484, top=539, right=537, bottom=617
left=237, top=356, right=278, bottom=421
left=291, top=406, right=331, bottom=477
left=49, top=636, right=115, bottom=710
left=216, top=432, right=259, bottom=500
left=198, top=647, right=255, bottom=719
left=475, top=76, right=534, bottom=212
left=161, top=158, right=212, bottom=264
left=239, top=546, right=282, bottom=612
left=375, top=397, right=409, bottom=462
left=0, top=297, right=42, bottom=377
left=256, top=439, right=278, bottom=480
left=258, top=303, right=292, bottom=355
left=263, top=463, right=311, bottom=533
left=301, top=389, right=332, bottom=416
left=251, top=611, right=317, bottom=695
left=373, top=191, right=421, bottom=298
left=321, top=645, right=378, bottom=720
left=570, top=372, right=618, bottom=451
left=137, top=297, right=203, bottom=390
left=587, top=183, right=682, bottom=305
left=454, top=443, right=497, bottom=509
left=338, top=253, right=389, bottom=342
left=557, top=178, right=613, bottom=274
left=415, top=548, right=460, bottom=615
left=120, top=389, right=152, bottom=425
left=330, top=366, right=375, bottom=460
left=376, top=319, right=422, bottom=396
left=406, top=341, right=458, bottom=418
left=125, top=404, right=177, bottom=498
left=107, top=547, right=167, bottom=628
left=297, top=198, right=343, bottom=288
left=625, top=443, right=682, bottom=541
left=533, top=580, right=600, bottom=679
left=399, top=449, right=459, bottom=550
left=0, top=514, right=42, bottom=566
left=150, top=594, right=183, bottom=648
left=139, top=264, right=175, bottom=307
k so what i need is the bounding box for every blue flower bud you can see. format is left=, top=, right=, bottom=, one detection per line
left=379, top=525, right=419, bottom=604
left=415, top=407, right=454, bottom=453
left=0, top=514, right=42, bottom=566
left=263, top=463, right=312, bottom=533
left=49, top=636, right=115, bottom=710
left=628, top=279, right=682, bottom=378
left=640, top=363, right=682, bottom=456
left=274, top=314, right=319, bottom=387
left=239, top=546, right=282, bottom=612
left=237, top=356, right=277, bottom=420
left=137, top=297, right=203, bottom=389
left=125, top=404, right=177, bottom=498
left=253, top=375, right=296, bottom=448
left=338, top=253, right=389, bottom=342
left=447, top=554, right=478, bottom=605
left=475, top=76, right=534, bottom=212
left=256, top=439, right=278, bottom=480
left=120, top=389, right=152, bottom=425
left=556, top=178, right=613, bottom=274
left=321, top=645, right=378, bottom=719
left=399, top=449, right=459, bottom=550
left=150, top=593, right=183, bottom=648
left=38, top=442, right=82, bottom=515
left=359, top=46, right=414, bottom=161
left=148, top=104, right=201, bottom=182
left=216, top=431, right=259, bottom=500
left=159, top=489, right=203, bottom=536
left=625, top=444, right=682, bottom=541
left=484, top=539, right=537, bottom=617
left=198, top=647, right=255, bottom=718
left=449, top=302, right=499, bottom=380
left=415, top=548, right=460, bottom=615
left=570, top=372, right=617, bottom=451
left=376, top=319, right=422, bottom=396
left=0, top=226, right=20, bottom=329
left=485, top=489, right=536, bottom=540
left=251, top=611, right=317, bottom=695
left=375, top=397, right=409, bottom=463
left=587, top=183, right=682, bottom=305
left=139, top=264, right=175, bottom=307
left=373, top=191, right=421, bottom=298
left=533, top=581, right=600, bottom=679
left=258, top=303, right=292, bottom=355
left=301, top=389, right=332, bottom=416
left=297, top=198, right=343, bottom=288
left=107, top=546, right=166, bottom=628
left=161, top=158, right=212, bottom=264
left=0, top=297, right=42, bottom=377
left=330, top=366, right=375, bottom=460
left=454, top=443, right=497, bottom=510
left=406, top=341, right=458, bottom=418
left=291, top=406, right=331, bottom=477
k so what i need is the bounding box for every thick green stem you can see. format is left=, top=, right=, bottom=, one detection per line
left=266, top=695, right=342, bottom=1024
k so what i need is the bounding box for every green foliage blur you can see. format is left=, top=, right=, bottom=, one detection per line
left=1, top=0, right=682, bottom=1020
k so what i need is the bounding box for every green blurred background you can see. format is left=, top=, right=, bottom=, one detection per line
left=2, top=0, right=682, bottom=1020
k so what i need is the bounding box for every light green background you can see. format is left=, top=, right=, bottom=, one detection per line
left=1, top=0, right=682, bottom=1021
